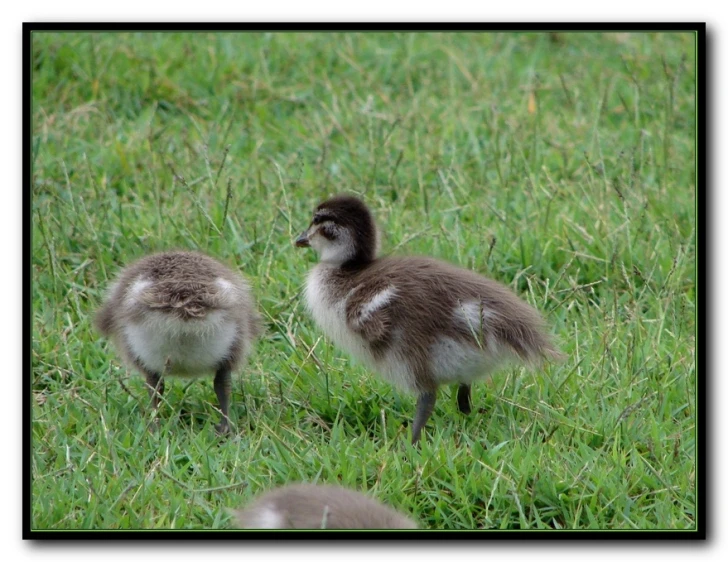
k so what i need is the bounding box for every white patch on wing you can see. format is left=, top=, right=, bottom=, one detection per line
left=216, top=277, right=234, bottom=292
left=454, top=300, right=499, bottom=328
left=126, top=278, right=152, bottom=305
left=454, top=300, right=503, bottom=349
left=215, top=277, right=239, bottom=307
left=356, top=286, right=396, bottom=324
left=122, top=309, right=238, bottom=377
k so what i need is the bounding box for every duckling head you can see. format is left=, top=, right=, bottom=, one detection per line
left=295, top=195, right=377, bottom=267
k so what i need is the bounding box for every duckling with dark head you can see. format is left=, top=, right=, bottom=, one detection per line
left=296, top=195, right=564, bottom=444
left=95, top=251, right=261, bottom=434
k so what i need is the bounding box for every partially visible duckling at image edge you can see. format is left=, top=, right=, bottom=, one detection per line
left=296, top=195, right=564, bottom=444
left=231, top=483, right=418, bottom=529
left=95, top=250, right=261, bottom=434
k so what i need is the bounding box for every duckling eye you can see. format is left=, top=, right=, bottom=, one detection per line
left=312, top=216, right=324, bottom=225
left=319, top=224, right=337, bottom=240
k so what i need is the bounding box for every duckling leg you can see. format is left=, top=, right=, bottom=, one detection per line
left=412, top=392, right=436, bottom=444
left=456, top=383, right=472, bottom=415
left=213, top=365, right=232, bottom=434
left=144, top=371, right=164, bottom=409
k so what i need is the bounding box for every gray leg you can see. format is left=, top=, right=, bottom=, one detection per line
left=457, top=383, right=472, bottom=415
left=412, top=392, right=437, bottom=444
left=213, top=365, right=232, bottom=435
left=144, top=371, right=164, bottom=409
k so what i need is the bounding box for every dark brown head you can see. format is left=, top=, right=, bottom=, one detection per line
left=295, top=195, right=378, bottom=268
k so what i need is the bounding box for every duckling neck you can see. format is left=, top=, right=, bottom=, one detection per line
left=340, top=237, right=377, bottom=270
left=341, top=252, right=374, bottom=271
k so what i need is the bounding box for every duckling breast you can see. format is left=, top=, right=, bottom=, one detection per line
left=304, top=265, right=374, bottom=364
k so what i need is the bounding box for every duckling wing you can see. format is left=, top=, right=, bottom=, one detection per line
left=344, top=282, right=397, bottom=344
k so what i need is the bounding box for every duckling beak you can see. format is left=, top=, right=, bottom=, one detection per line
left=295, top=231, right=310, bottom=248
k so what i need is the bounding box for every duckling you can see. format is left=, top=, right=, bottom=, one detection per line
left=95, top=250, right=261, bottom=434
left=231, top=483, right=417, bottom=529
left=296, top=195, right=563, bottom=444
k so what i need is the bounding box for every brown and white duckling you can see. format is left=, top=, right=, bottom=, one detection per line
left=95, top=250, right=261, bottom=434
left=295, top=195, right=563, bottom=444
left=231, top=483, right=417, bottom=529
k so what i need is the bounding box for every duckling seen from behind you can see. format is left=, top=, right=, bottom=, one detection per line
left=95, top=250, right=261, bottom=434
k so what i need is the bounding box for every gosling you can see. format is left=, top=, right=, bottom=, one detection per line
left=95, top=250, right=261, bottom=434
left=231, top=483, right=417, bottom=529
left=296, top=195, right=563, bottom=444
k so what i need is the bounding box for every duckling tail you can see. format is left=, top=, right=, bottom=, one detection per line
left=542, top=345, right=567, bottom=363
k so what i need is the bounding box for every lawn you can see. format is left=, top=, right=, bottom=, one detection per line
left=30, top=30, right=697, bottom=531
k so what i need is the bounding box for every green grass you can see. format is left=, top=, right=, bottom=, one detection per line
left=31, top=31, right=697, bottom=531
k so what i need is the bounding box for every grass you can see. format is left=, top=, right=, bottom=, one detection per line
left=31, top=31, right=697, bottom=531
